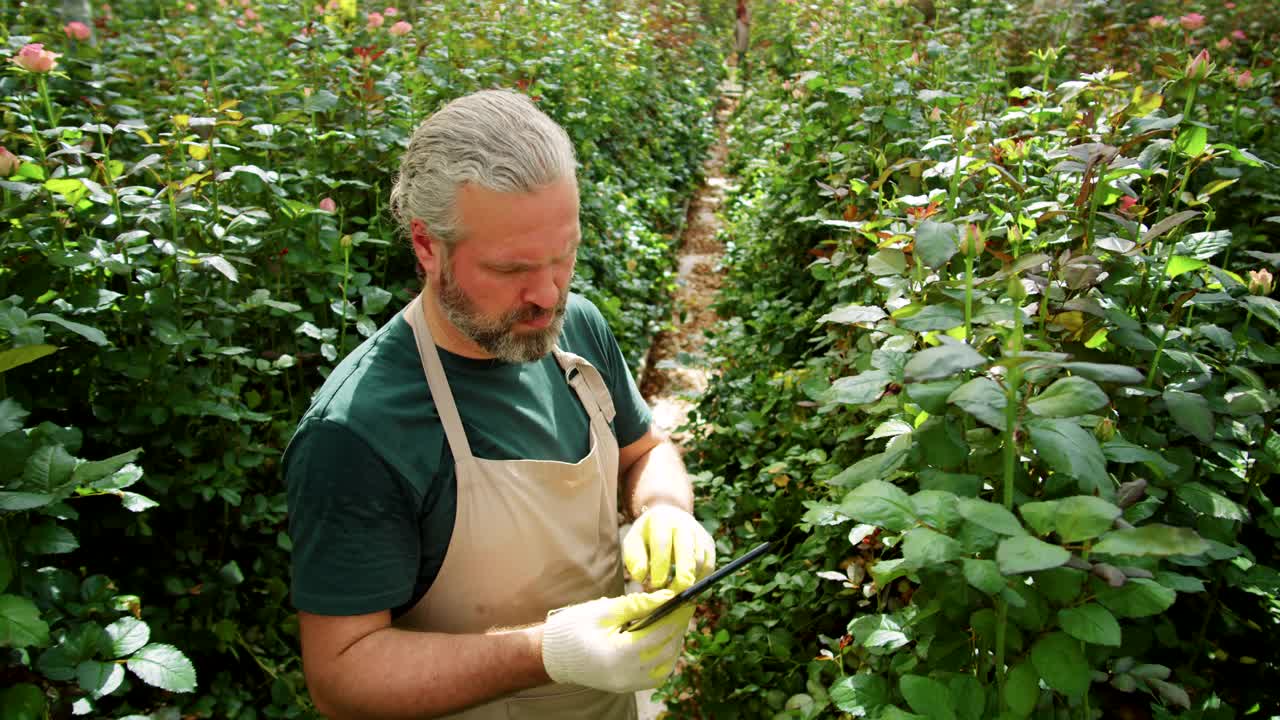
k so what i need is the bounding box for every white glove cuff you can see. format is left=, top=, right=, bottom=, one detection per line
left=541, top=612, right=588, bottom=684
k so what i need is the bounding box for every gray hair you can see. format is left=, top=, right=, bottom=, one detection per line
left=389, top=89, right=578, bottom=249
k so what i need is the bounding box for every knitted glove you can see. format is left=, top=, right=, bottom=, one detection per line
left=623, top=505, right=716, bottom=592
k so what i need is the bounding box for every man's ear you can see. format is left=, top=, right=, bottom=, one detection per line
left=410, top=218, right=444, bottom=277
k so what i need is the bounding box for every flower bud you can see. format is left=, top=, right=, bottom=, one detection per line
left=340, top=234, right=353, bottom=249
left=961, top=224, right=985, bottom=257
left=1248, top=269, right=1273, bottom=296
left=318, top=197, right=337, bottom=213
left=1185, top=49, right=1213, bottom=80
left=1094, top=417, right=1116, bottom=442
left=383, top=6, right=398, bottom=15
left=1235, top=68, right=1253, bottom=89
left=0, top=146, right=20, bottom=178
left=63, top=21, right=92, bottom=41
left=1147, top=15, right=1168, bottom=29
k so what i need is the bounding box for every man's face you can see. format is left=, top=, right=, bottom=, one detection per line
left=427, top=179, right=580, bottom=363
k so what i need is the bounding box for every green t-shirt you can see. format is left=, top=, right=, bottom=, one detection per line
left=284, top=293, right=652, bottom=616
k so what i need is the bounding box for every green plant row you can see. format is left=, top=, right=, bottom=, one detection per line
left=0, top=1, right=724, bottom=716
left=670, top=1, right=1278, bottom=718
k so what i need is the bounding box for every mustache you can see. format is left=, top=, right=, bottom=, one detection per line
left=509, top=296, right=568, bottom=325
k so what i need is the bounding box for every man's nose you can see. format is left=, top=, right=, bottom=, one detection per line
left=522, top=266, right=561, bottom=309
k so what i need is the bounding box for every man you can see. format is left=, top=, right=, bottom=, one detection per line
left=284, top=89, right=716, bottom=720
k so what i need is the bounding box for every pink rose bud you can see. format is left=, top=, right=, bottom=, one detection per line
left=186, top=2, right=196, bottom=10
left=1236, top=68, right=1253, bottom=88
left=388, top=20, right=412, bottom=36
left=0, top=146, right=20, bottom=177
left=1118, top=196, right=1138, bottom=213
left=1216, top=36, right=1233, bottom=50
left=9, top=43, right=61, bottom=73
left=1179, top=12, right=1205, bottom=30
left=1147, top=15, right=1168, bottom=28
left=383, top=6, right=398, bottom=15
left=1232, top=29, right=1246, bottom=41
left=1248, top=269, right=1274, bottom=296
left=319, top=197, right=337, bottom=213
left=253, top=22, right=265, bottom=33
left=244, top=7, right=258, bottom=21
left=367, top=10, right=384, bottom=28
left=1225, top=1, right=1236, bottom=7
left=236, top=17, right=246, bottom=26
left=1185, top=49, right=1213, bottom=79
left=63, top=21, right=92, bottom=41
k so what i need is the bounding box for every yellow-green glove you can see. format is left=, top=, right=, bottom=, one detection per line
left=541, top=590, right=694, bottom=693
left=622, top=505, right=716, bottom=592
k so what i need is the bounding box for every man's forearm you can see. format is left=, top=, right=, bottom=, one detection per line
left=307, top=624, right=548, bottom=720
left=621, top=440, right=694, bottom=519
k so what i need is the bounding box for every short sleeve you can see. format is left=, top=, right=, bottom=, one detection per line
left=285, top=419, right=421, bottom=615
left=578, top=301, right=653, bottom=448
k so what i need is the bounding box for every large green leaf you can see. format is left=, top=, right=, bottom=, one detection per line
left=915, top=220, right=960, bottom=269
left=1026, top=419, right=1110, bottom=495
left=0, top=594, right=50, bottom=648
left=957, top=497, right=1026, bottom=536
left=22, top=445, right=77, bottom=494
left=997, top=535, right=1070, bottom=575
left=126, top=643, right=197, bottom=692
left=819, top=304, right=887, bottom=326
left=73, top=448, right=143, bottom=487
left=22, top=522, right=78, bottom=555
left=0, top=683, right=45, bottom=720
left=1092, top=524, right=1210, bottom=557
left=0, top=397, right=30, bottom=435
left=1031, top=632, right=1091, bottom=697
left=1176, top=482, right=1248, bottom=522
left=900, top=675, right=956, bottom=720
left=0, top=345, right=58, bottom=375
left=1058, top=603, right=1121, bottom=646
left=962, top=558, right=1006, bottom=594
left=841, top=480, right=917, bottom=532
left=1096, top=578, right=1176, bottom=617
left=902, top=527, right=962, bottom=569
left=849, top=614, right=910, bottom=652
left=1243, top=296, right=1280, bottom=332
left=1004, top=661, right=1040, bottom=716
left=1162, top=389, right=1215, bottom=443
left=28, top=313, right=109, bottom=346
left=826, top=370, right=893, bottom=405
left=78, top=659, right=125, bottom=698
left=1057, top=362, right=1144, bottom=384
left=106, top=617, right=150, bottom=657
left=0, top=492, right=56, bottom=511
left=904, top=342, right=987, bottom=382
left=947, top=377, right=1007, bottom=430
left=830, top=673, right=890, bottom=716
left=1026, top=377, right=1109, bottom=417
left=1020, top=496, right=1122, bottom=543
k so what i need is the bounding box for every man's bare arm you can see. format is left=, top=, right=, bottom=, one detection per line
left=617, top=426, right=693, bottom=518
left=299, top=610, right=549, bottom=720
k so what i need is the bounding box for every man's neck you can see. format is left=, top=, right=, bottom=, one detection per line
left=417, top=289, right=494, bottom=360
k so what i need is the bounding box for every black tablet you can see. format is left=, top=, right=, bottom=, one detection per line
left=621, top=539, right=774, bottom=633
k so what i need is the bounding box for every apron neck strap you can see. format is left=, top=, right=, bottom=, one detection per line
left=552, top=349, right=617, bottom=424
left=405, top=294, right=474, bottom=461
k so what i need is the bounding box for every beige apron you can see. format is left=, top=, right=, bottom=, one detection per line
left=396, top=296, right=637, bottom=720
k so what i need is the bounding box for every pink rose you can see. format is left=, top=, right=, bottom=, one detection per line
left=63, top=21, right=91, bottom=41
left=1235, top=68, right=1253, bottom=88
left=367, top=10, right=384, bottom=28
left=9, top=43, right=60, bottom=73
left=1147, top=15, right=1168, bottom=28
left=1225, top=1, right=1236, bottom=7
left=0, top=146, right=20, bottom=178
left=253, top=22, right=265, bottom=33
left=383, top=6, right=398, bottom=15
left=319, top=197, right=337, bottom=213
left=244, top=7, right=258, bottom=21
left=1180, top=12, right=1205, bottom=30
left=1216, top=36, right=1232, bottom=50
left=1232, top=29, right=1246, bottom=41
left=388, top=20, right=411, bottom=36
left=185, top=2, right=196, bottom=11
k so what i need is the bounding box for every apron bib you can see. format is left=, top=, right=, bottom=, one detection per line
left=396, top=295, right=637, bottom=720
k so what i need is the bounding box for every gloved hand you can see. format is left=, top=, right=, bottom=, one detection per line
left=623, top=505, right=716, bottom=592
left=541, top=590, right=694, bottom=693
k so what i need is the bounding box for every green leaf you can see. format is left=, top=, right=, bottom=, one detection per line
left=1026, top=377, right=1109, bottom=417
left=915, top=220, right=960, bottom=269
left=78, top=659, right=125, bottom=698
left=904, top=342, right=987, bottom=382
left=947, top=377, right=1007, bottom=430
left=840, top=480, right=917, bottom=532
left=1165, top=255, right=1206, bottom=279
left=1092, top=524, right=1209, bottom=557
left=897, top=304, right=966, bottom=332
left=1143, top=210, right=1201, bottom=244
left=73, top=449, right=143, bottom=487
left=0, top=683, right=45, bottom=720
left=1101, top=439, right=1180, bottom=477
left=1174, top=124, right=1207, bottom=157
left=849, top=614, right=910, bottom=652
left=1176, top=482, right=1248, bottom=522
left=906, top=378, right=963, bottom=415
left=28, top=313, right=109, bottom=346
left=1004, top=661, right=1040, bottom=716
left=902, top=527, right=962, bottom=568
left=1031, top=632, right=1091, bottom=698
left=1096, top=578, right=1176, bottom=617
left=997, top=535, right=1070, bottom=575
left=1243, top=296, right=1280, bottom=332
left=826, top=370, right=893, bottom=405
left=1058, top=362, right=1144, bottom=385
left=1058, top=603, right=1122, bottom=646
left=1049, top=496, right=1122, bottom=543
left=958, top=498, right=1027, bottom=536
left=830, top=673, right=890, bottom=716
left=963, top=558, right=1007, bottom=594
left=23, top=445, right=77, bottom=494
left=0, top=397, right=30, bottom=435
left=0, top=594, right=50, bottom=648
left=819, top=304, right=887, bottom=326
left=0, top=492, right=55, bottom=511
left=0, top=345, right=58, bottom=375
left=126, top=643, right=197, bottom=692
left=23, top=523, right=78, bottom=554
left=1162, top=389, right=1214, bottom=443
left=900, top=675, right=956, bottom=720
left=1027, top=419, right=1110, bottom=495
left=106, top=617, right=150, bottom=657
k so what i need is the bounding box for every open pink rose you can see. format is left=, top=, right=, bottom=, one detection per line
left=1147, top=15, right=1168, bottom=28
left=1180, top=13, right=1205, bottom=30
left=9, top=43, right=60, bottom=73
left=367, top=11, right=384, bottom=28
left=388, top=20, right=411, bottom=36
left=1232, top=29, right=1246, bottom=41
left=1216, top=36, right=1232, bottom=50
left=63, top=21, right=91, bottom=41
left=0, top=147, right=20, bottom=178
left=383, top=6, right=398, bottom=15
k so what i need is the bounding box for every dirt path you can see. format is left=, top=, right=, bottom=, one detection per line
left=630, top=83, right=739, bottom=720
